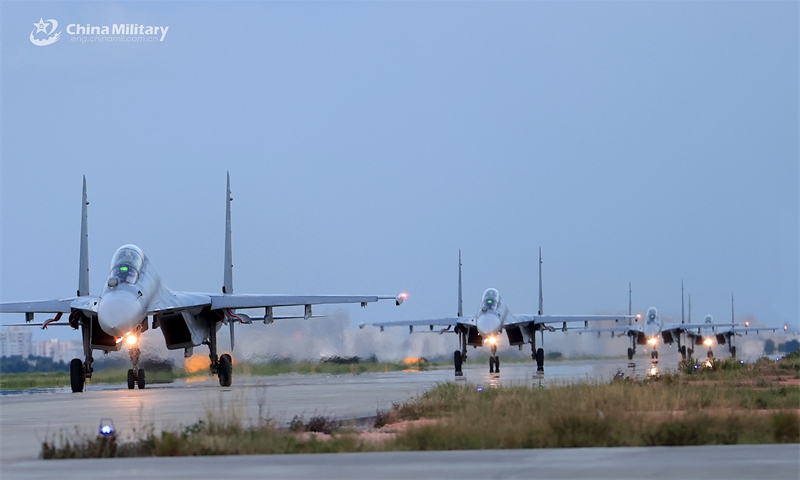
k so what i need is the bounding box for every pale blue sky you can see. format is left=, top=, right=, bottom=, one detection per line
left=2, top=1, right=797, bottom=344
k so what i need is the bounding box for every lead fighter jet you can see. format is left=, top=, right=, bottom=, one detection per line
left=364, top=250, right=633, bottom=375
left=0, top=174, right=405, bottom=392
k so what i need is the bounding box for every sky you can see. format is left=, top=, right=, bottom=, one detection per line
left=1, top=1, right=797, bottom=356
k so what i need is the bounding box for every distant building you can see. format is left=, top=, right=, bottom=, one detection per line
left=0, top=326, right=33, bottom=358
left=33, top=339, right=83, bottom=363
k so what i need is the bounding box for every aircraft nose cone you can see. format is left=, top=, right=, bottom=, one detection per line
left=98, top=290, right=144, bottom=337
left=477, top=313, right=501, bottom=337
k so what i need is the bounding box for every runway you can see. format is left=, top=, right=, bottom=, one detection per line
left=2, top=444, right=798, bottom=479
left=6, top=358, right=793, bottom=480
left=0, top=358, right=637, bottom=464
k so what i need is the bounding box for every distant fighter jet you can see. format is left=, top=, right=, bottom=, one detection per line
left=0, top=174, right=405, bottom=393
left=362, top=249, right=633, bottom=375
left=579, top=282, right=787, bottom=360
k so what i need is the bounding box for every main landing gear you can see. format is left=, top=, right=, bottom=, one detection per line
left=70, top=315, right=95, bottom=393
left=531, top=332, right=544, bottom=373
left=454, top=326, right=467, bottom=377
left=206, top=319, right=233, bottom=387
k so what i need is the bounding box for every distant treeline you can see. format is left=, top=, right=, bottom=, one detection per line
left=0, top=355, right=69, bottom=373
left=765, top=339, right=800, bottom=355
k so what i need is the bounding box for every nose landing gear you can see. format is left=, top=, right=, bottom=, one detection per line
left=489, top=344, right=500, bottom=374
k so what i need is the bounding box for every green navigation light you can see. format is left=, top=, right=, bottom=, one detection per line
left=120, top=266, right=129, bottom=272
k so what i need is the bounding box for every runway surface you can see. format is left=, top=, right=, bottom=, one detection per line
left=2, top=444, right=798, bottom=479
left=6, top=358, right=794, bottom=479
left=0, top=358, right=641, bottom=464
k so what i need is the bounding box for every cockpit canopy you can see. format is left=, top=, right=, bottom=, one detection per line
left=482, top=288, right=500, bottom=311
left=647, top=307, right=658, bottom=323
left=108, top=245, right=144, bottom=285
left=704, top=315, right=713, bottom=324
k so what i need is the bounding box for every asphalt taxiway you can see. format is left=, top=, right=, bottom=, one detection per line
left=0, top=359, right=635, bottom=464
left=7, top=358, right=792, bottom=480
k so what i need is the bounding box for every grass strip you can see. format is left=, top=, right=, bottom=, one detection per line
left=41, top=352, right=799, bottom=457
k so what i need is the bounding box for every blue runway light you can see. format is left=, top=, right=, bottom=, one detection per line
left=99, top=418, right=115, bottom=436
left=739, top=360, right=745, bottom=364
left=776, top=357, right=781, bottom=361
left=476, top=385, right=484, bottom=392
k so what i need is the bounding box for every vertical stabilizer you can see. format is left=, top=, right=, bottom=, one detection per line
left=223, top=173, right=235, bottom=351
left=223, top=172, right=233, bottom=295
left=628, top=282, right=632, bottom=324
left=457, top=250, right=463, bottom=317
left=688, top=294, right=692, bottom=323
left=681, top=280, right=685, bottom=324
left=731, top=292, right=735, bottom=324
left=538, top=247, right=543, bottom=315
left=77, top=176, right=90, bottom=297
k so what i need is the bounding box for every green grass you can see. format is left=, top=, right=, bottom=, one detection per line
left=0, top=369, right=182, bottom=390
left=40, top=354, right=800, bottom=458
left=1, top=359, right=421, bottom=390
left=234, top=360, right=413, bottom=377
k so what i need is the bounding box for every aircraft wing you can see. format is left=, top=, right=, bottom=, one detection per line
left=663, top=323, right=737, bottom=330
left=209, top=294, right=404, bottom=310
left=0, top=297, right=100, bottom=314
left=367, top=316, right=474, bottom=329
left=729, top=326, right=787, bottom=334
left=509, top=314, right=635, bottom=326
left=567, top=324, right=642, bottom=334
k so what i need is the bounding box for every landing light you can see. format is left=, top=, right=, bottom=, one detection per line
left=487, top=336, right=497, bottom=346
left=745, top=321, right=750, bottom=327
left=99, top=418, right=115, bottom=436
left=125, top=334, right=138, bottom=346
left=647, top=337, right=657, bottom=346
left=703, top=338, right=713, bottom=347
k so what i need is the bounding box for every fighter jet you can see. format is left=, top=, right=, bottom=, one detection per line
left=682, top=293, right=787, bottom=359
left=579, top=282, right=787, bottom=360
left=0, top=174, right=406, bottom=393
left=362, top=249, right=634, bottom=375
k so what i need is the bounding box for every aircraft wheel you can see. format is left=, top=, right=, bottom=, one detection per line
left=454, top=351, right=463, bottom=376
left=654, top=351, right=658, bottom=360
left=707, top=350, right=713, bottom=359
left=137, top=369, right=146, bottom=389
left=680, top=346, right=687, bottom=359
left=536, top=348, right=544, bottom=372
left=495, top=356, right=500, bottom=373
left=127, top=369, right=135, bottom=389
left=688, top=348, right=694, bottom=358
left=627, top=348, right=634, bottom=361
left=219, top=353, right=232, bottom=387
left=70, top=358, right=84, bottom=393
